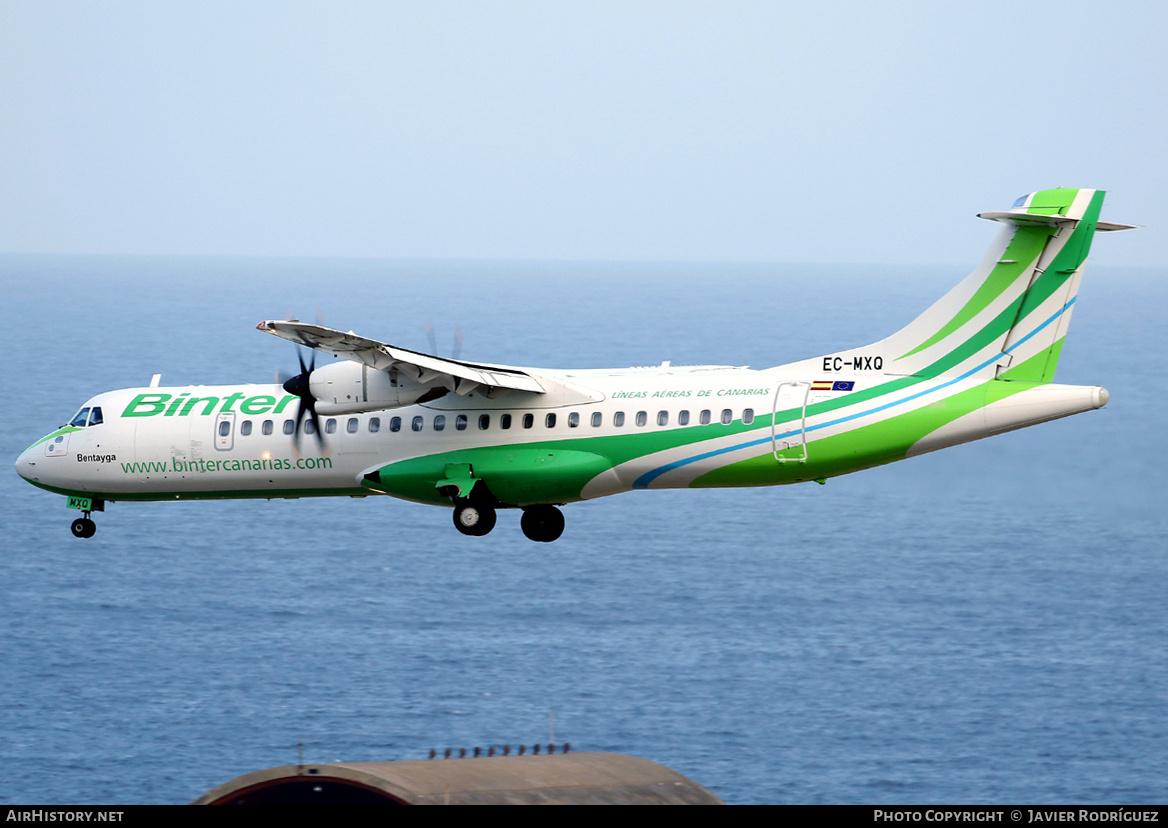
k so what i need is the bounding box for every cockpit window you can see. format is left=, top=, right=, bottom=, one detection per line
left=70, top=408, right=91, bottom=428
left=88, top=407, right=104, bottom=427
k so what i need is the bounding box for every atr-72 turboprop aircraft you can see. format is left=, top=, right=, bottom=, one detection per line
left=16, top=188, right=1132, bottom=542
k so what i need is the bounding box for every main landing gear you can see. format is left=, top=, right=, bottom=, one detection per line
left=452, top=502, right=497, bottom=537
left=71, top=514, right=97, bottom=538
left=450, top=501, right=565, bottom=542
left=520, top=505, right=565, bottom=543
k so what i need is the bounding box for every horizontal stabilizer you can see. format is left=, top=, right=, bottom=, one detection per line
left=979, top=211, right=1136, bottom=231
left=1096, top=221, right=1138, bottom=232
left=977, top=210, right=1078, bottom=227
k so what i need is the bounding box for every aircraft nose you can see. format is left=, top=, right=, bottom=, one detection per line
left=15, top=448, right=36, bottom=482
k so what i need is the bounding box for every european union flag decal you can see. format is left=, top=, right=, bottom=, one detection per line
left=832, top=381, right=855, bottom=391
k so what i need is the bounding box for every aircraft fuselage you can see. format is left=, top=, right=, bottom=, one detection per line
left=14, top=188, right=1127, bottom=541
left=16, top=365, right=1106, bottom=509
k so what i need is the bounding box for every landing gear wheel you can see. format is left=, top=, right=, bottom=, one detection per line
left=520, top=505, right=565, bottom=543
left=71, top=517, right=96, bottom=539
left=453, top=503, right=497, bottom=537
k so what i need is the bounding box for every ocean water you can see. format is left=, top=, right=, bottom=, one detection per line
left=1, top=254, right=1165, bottom=805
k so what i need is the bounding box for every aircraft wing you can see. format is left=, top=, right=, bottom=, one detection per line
left=257, top=320, right=546, bottom=396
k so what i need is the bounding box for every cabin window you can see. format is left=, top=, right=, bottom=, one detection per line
left=678, top=410, right=690, bottom=425
left=433, top=415, right=445, bottom=431
left=218, top=421, right=231, bottom=437
left=70, top=408, right=90, bottom=428
left=369, top=417, right=380, bottom=433
left=326, top=418, right=338, bottom=434
left=347, top=417, right=359, bottom=434
left=88, top=407, right=104, bottom=427
left=721, top=409, right=733, bottom=425
left=699, top=410, right=711, bottom=425
left=240, top=421, right=252, bottom=436
left=635, top=411, right=647, bottom=427
left=283, top=419, right=295, bottom=435
left=568, top=412, right=579, bottom=428
left=501, top=414, right=512, bottom=430
left=591, top=412, right=602, bottom=427
left=523, top=413, right=534, bottom=429
left=411, top=416, right=423, bottom=431
left=743, top=408, right=754, bottom=425
left=546, top=413, right=557, bottom=428
left=390, top=417, right=402, bottom=433
left=657, top=411, right=668, bottom=426
left=262, top=420, right=274, bottom=436
left=613, top=411, right=625, bottom=427
left=478, top=414, right=490, bottom=430
left=305, top=420, right=316, bottom=435
left=456, top=414, right=468, bottom=431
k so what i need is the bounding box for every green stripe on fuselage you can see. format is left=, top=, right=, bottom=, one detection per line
left=26, top=426, right=82, bottom=450
left=369, top=447, right=614, bottom=506
left=691, top=376, right=1039, bottom=488
left=365, top=415, right=785, bottom=506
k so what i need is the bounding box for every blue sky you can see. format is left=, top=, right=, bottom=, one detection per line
left=1, top=1, right=1163, bottom=265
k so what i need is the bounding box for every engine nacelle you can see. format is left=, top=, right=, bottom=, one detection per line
left=309, top=361, right=437, bottom=415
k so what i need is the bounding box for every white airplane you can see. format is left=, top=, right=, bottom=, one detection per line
left=16, top=188, right=1132, bottom=542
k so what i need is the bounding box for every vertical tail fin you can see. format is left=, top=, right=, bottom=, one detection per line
left=860, top=188, right=1130, bottom=383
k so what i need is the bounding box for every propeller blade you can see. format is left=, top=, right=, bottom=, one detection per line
left=452, top=327, right=464, bottom=361
left=425, top=319, right=438, bottom=355
left=281, top=345, right=324, bottom=452
left=307, top=403, right=323, bottom=450
left=291, top=394, right=324, bottom=452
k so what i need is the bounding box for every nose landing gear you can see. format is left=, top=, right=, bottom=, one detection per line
left=71, top=513, right=97, bottom=538
left=66, top=497, right=103, bottom=539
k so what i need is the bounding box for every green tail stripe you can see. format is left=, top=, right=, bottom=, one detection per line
left=1026, top=187, right=1079, bottom=216
left=998, top=340, right=1064, bottom=383
left=1037, top=337, right=1065, bottom=383
left=898, top=225, right=1054, bottom=360
left=1010, top=190, right=1104, bottom=326
left=897, top=189, right=1103, bottom=377
left=895, top=190, right=1104, bottom=386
